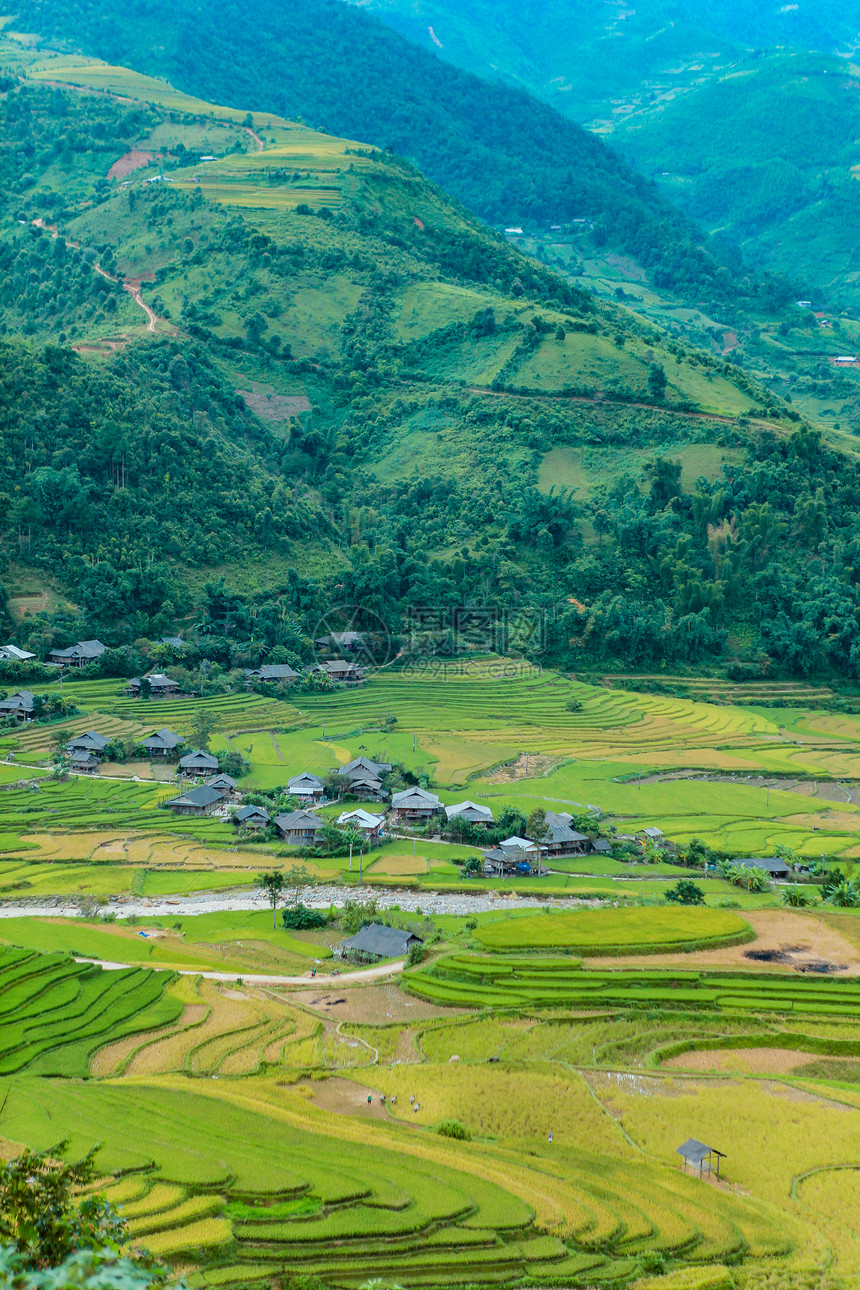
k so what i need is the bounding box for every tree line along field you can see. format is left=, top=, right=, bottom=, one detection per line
left=4, top=663, right=860, bottom=904
left=8, top=904, right=860, bottom=1288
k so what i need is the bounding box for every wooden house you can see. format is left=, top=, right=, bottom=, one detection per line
left=340, top=923, right=421, bottom=963
left=142, top=728, right=185, bottom=757
left=164, top=784, right=224, bottom=817
left=0, top=690, right=35, bottom=722
left=234, top=804, right=271, bottom=831
left=273, top=810, right=324, bottom=846
left=288, top=771, right=326, bottom=802
left=390, top=787, right=442, bottom=822
left=178, top=749, right=220, bottom=777
left=67, top=731, right=109, bottom=760
left=48, top=640, right=106, bottom=668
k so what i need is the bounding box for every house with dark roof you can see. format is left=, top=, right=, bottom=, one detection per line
left=315, top=630, right=366, bottom=652
left=340, top=923, right=422, bottom=963
left=734, top=857, right=790, bottom=879
left=273, top=810, right=324, bottom=846
left=205, top=773, right=238, bottom=800
left=142, top=728, right=185, bottom=757
left=543, top=811, right=589, bottom=856
left=0, top=644, right=36, bottom=663
left=445, top=800, right=494, bottom=827
left=483, top=846, right=533, bottom=876
left=69, top=750, right=99, bottom=774
left=234, top=804, right=271, bottom=831
left=158, top=636, right=186, bottom=650
left=245, top=663, right=299, bottom=685
left=288, top=771, right=326, bottom=802
left=48, top=640, right=106, bottom=668
left=390, top=787, right=442, bottom=822
left=676, top=1138, right=725, bottom=1180
left=592, top=838, right=613, bottom=855
left=125, top=673, right=181, bottom=698
left=178, top=749, right=219, bottom=777
left=164, top=784, right=225, bottom=817
left=341, top=766, right=388, bottom=799
left=0, top=690, right=35, bottom=722
left=310, top=660, right=365, bottom=684
left=341, top=756, right=392, bottom=779
left=67, top=731, right=109, bottom=758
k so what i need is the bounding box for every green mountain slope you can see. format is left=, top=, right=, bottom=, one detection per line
left=0, top=0, right=791, bottom=313
left=1, top=34, right=860, bottom=680
left=612, top=51, right=860, bottom=305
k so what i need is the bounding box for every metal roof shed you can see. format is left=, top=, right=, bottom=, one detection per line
left=676, top=1138, right=725, bottom=1179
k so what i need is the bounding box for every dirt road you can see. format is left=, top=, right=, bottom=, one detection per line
left=73, top=955, right=404, bottom=986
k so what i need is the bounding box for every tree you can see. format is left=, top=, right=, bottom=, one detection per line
left=665, top=879, right=705, bottom=905
left=282, top=863, right=313, bottom=907
left=257, top=869, right=286, bottom=928
left=0, top=1143, right=125, bottom=1269
left=0, top=1245, right=166, bottom=1290
left=647, top=362, right=667, bottom=401
left=526, top=808, right=551, bottom=878
left=189, top=708, right=218, bottom=751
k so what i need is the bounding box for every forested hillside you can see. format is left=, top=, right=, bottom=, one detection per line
left=0, top=0, right=793, bottom=312
left=0, top=34, right=858, bottom=680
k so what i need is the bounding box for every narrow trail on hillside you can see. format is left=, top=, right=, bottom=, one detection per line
left=245, top=125, right=264, bottom=151
left=32, top=218, right=163, bottom=335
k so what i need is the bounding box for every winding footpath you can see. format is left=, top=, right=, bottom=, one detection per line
left=72, top=955, right=404, bottom=987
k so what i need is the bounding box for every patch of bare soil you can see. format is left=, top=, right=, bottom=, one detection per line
left=238, top=391, right=311, bottom=422
left=664, top=1047, right=819, bottom=1076
left=297, top=1075, right=388, bottom=1119
left=290, top=981, right=460, bottom=1023
left=107, top=149, right=154, bottom=181
left=591, top=911, right=860, bottom=975
left=485, top=753, right=557, bottom=783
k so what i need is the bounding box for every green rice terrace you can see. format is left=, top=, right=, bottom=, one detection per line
left=3, top=668, right=860, bottom=1287
left=5, top=902, right=860, bottom=1290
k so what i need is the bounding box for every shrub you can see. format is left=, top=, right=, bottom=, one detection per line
left=282, top=904, right=328, bottom=930
left=436, top=1119, right=471, bottom=1141
left=406, top=942, right=425, bottom=967
left=665, top=880, right=705, bottom=906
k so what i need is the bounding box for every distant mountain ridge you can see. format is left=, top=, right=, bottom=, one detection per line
left=0, top=0, right=790, bottom=311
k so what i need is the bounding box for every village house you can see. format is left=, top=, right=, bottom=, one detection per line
left=67, top=731, right=109, bottom=760
left=141, top=728, right=185, bottom=757
left=0, top=690, right=35, bottom=722
left=337, top=808, right=385, bottom=840
left=445, top=800, right=494, bottom=827
left=178, top=749, right=220, bottom=777
left=310, top=660, right=365, bottom=684
left=288, top=771, right=326, bottom=802
left=314, top=631, right=366, bottom=653
left=543, top=811, right=589, bottom=856
left=735, top=857, right=791, bottom=880
left=592, top=838, right=613, bottom=856
left=125, top=673, right=181, bottom=698
left=343, top=770, right=388, bottom=799
left=340, top=923, right=421, bottom=963
left=233, top=803, right=271, bottom=831
left=390, top=786, right=442, bottom=822
left=640, top=826, right=665, bottom=844
left=158, top=636, right=185, bottom=650
left=0, top=644, right=36, bottom=663
left=483, top=846, right=533, bottom=876
left=164, top=784, right=224, bottom=817
left=69, top=750, right=99, bottom=774
left=48, top=640, right=106, bottom=668
left=342, top=755, right=392, bottom=778
left=244, top=663, right=299, bottom=686
left=205, top=773, right=238, bottom=801
left=273, top=809, right=324, bottom=846
left=498, top=835, right=538, bottom=854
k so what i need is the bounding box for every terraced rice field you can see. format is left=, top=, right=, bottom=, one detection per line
left=405, top=954, right=860, bottom=1013
left=472, top=907, right=752, bottom=955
